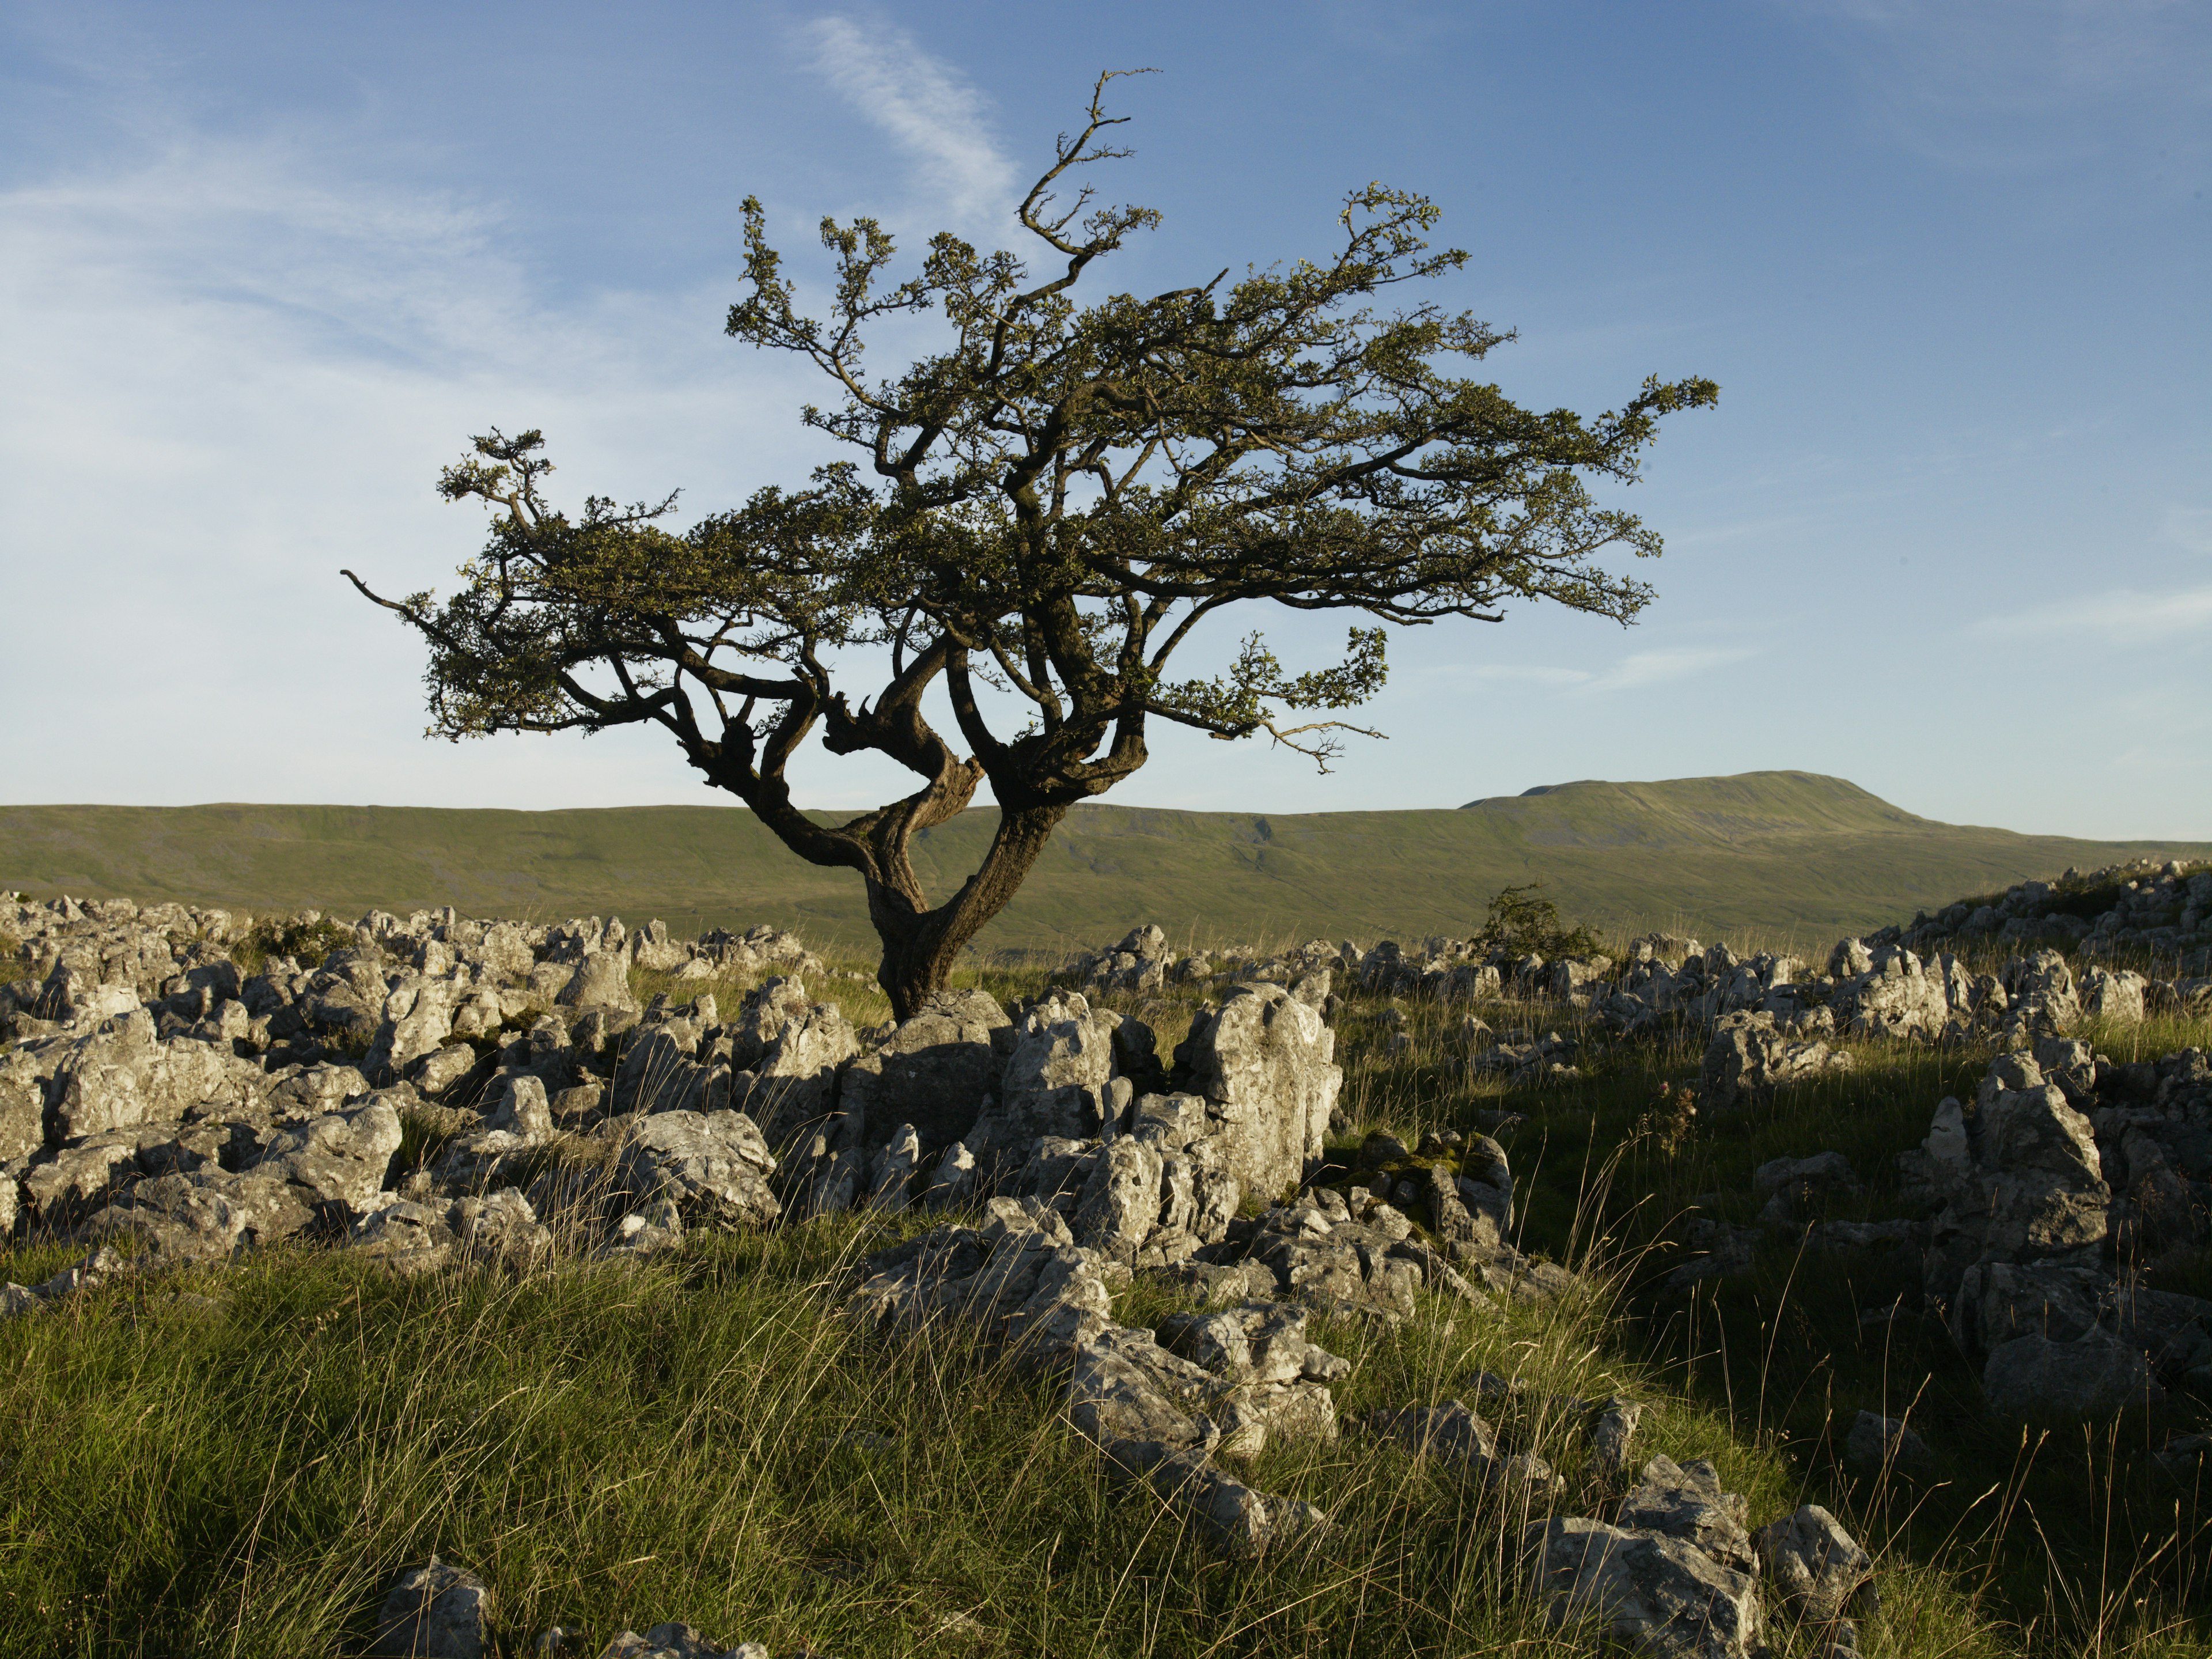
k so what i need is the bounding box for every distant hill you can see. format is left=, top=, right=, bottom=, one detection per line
left=2, top=772, right=2203, bottom=959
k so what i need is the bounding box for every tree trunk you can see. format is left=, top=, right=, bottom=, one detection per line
left=869, top=804, right=1067, bottom=1019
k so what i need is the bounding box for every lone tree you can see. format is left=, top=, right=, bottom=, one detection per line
left=349, top=78, right=1716, bottom=1018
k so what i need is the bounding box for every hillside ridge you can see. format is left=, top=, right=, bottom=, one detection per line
left=2, top=774, right=2204, bottom=956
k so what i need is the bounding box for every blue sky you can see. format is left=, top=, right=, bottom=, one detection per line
left=1, top=1, right=2206, bottom=837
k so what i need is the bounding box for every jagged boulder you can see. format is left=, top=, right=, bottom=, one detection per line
left=0, top=1048, right=47, bottom=1161
left=249, top=1096, right=405, bottom=1216
left=372, top=1556, right=493, bottom=1658
left=79, top=1169, right=317, bottom=1264
left=727, top=979, right=858, bottom=1143
left=616, top=1110, right=780, bottom=1228
left=1079, top=924, right=1175, bottom=994
left=1525, top=1514, right=1763, bottom=1659
left=1699, top=1012, right=1851, bottom=1111
left=1914, top=1052, right=2110, bottom=1300
left=967, top=991, right=1136, bottom=1159
left=1619, top=1455, right=1755, bottom=1573
left=556, top=950, right=638, bottom=1014
left=1836, top=945, right=1950, bottom=1041
left=1178, top=981, right=1339, bottom=1202
left=835, top=987, right=1007, bottom=1154
left=49, top=1012, right=260, bottom=1139
left=1755, top=1505, right=1874, bottom=1624
left=852, top=1198, right=1113, bottom=1361
left=1982, top=1328, right=2162, bottom=1416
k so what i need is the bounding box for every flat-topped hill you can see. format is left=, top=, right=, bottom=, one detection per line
left=3, top=772, right=2203, bottom=956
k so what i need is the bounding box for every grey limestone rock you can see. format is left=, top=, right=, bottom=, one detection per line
left=556, top=950, right=637, bottom=1014
left=593, top=1627, right=770, bottom=1659
left=2078, top=967, right=2148, bottom=1024
left=1367, top=1399, right=1505, bottom=1477
left=969, top=991, right=1129, bottom=1158
left=1525, top=1513, right=1763, bottom=1659
left=1587, top=1397, right=1645, bottom=1482
left=1072, top=1135, right=1164, bottom=1259
left=1838, top=946, right=1950, bottom=1042
left=1982, top=1328, right=2162, bottom=1416
left=861, top=1122, right=923, bottom=1211
left=82, top=1168, right=315, bottom=1264
left=51, top=1010, right=261, bottom=1140
left=1700, top=1011, right=1851, bottom=1111
left=1617, top=1455, right=1756, bottom=1574
left=1141, top=1448, right=1329, bottom=1558
left=1756, top=1505, right=1874, bottom=1624
left=854, top=1197, right=1115, bottom=1361
left=1068, top=1323, right=1226, bottom=1468
left=251, top=1096, right=405, bottom=1215
left=1844, top=1411, right=1929, bottom=1475
left=486, top=1074, right=554, bottom=1140
left=368, top=978, right=456, bottom=1080
left=0, top=1049, right=47, bottom=1162
left=1668, top=1219, right=1760, bottom=1291
left=372, top=1556, right=493, bottom=1657
left=1753, top=1152, right=1861, bottom=1225
left=349, top=1199, right=456, bottom=1275
left=616, top=1109, right=781, bottom=1228
left=835, top=987, right=1007, bottom=1154
left=1178, top=982, right=1339, bottom=1203
left=729, top=979, right=858, bottom=1144
left=410, top=1043, right=480, bottom=1097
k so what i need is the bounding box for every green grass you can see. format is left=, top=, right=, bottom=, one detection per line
left=4, top=934, right=2210, bottom=1655
left=5, top=771, right=2206, bottom=958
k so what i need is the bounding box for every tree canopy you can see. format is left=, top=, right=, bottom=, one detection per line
left=349, top=75, right=1717, bottom=1014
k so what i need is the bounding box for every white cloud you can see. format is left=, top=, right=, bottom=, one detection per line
left=1583, top=647, right=1759, bottom=692
left=1976, top=584, right=2212, bottom=643
left=1426, top=645, right=1757, bottom=695
left=800, top=16, right=1016, bottom=228
left=0, top=131, right=873, bottom=810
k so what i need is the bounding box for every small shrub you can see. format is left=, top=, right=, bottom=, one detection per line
left=232, top=914, right=356, bottom=975
left=1472, top=881, right=1604, bottom=961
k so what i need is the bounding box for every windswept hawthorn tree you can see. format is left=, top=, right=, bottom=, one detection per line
left=350, top=78, right=1717, bottom=1017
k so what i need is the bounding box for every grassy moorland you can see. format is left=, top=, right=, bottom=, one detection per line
left=5, top=772, right=2206, bottom=957
left=1, top=917, right=2207, bottom=1657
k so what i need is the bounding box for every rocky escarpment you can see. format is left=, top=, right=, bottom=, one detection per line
left=1898, top=860, right=2212, bottom=972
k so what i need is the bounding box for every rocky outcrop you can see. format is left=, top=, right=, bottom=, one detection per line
left=1699, top=1012, right=1852, bottom=1109
left=1897, top=1045, right=2212, bottom=1411
left=372, top=1557, right=493, bottom=1658
left=616, top=1110, right=781, bottom=1228
left=851, top=1198, right=1330, bottom=1556
left=1525, top=1510, right=1762, bottom=1659
left=1176, top=981, right=1339, bottom=1203
left=1075, top=924, right=1175, bottom=994
left=967, top=990, right=1144, bottom=1158
left=852, top=1198, right=1115, bottom=1361
left=834, top=987, right=1008, bottom=1155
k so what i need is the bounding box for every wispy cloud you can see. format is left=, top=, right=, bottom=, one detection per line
left=800, top=16, right=1015, bottom=228
left=1976, top=584, right=2212, bottom=643
left=0, top=131, right=839, bottom=808
left=1794, top=0, right=2212, bottom=175
left=1433, top=646, right=1758, bottom=695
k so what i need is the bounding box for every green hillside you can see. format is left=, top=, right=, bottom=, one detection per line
left=2, top=772, right=2203, bottom=958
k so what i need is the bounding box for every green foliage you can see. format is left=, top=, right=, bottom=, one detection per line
left=348, top=79, right=1717, bottom=1003
left=1472, top=881, right=1603, bottom=960
left=232, top=914, right=355, bottom=975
